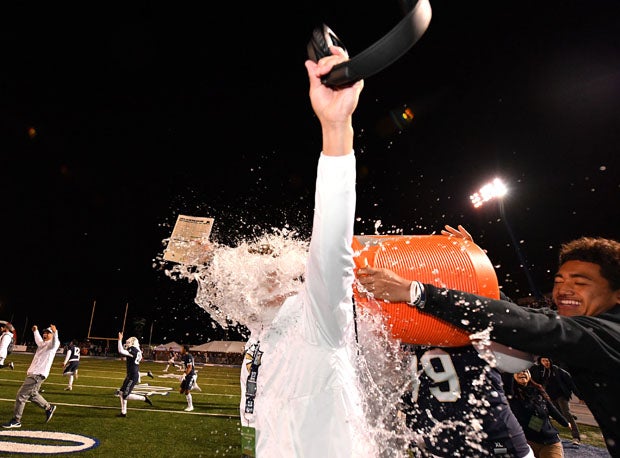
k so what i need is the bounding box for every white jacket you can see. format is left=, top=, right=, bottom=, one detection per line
left=240, top=152, right=378, bottom=457
left=27, top=329, right=60, bottom=378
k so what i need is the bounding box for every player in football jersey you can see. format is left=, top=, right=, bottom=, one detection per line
left=116, top=332, right=153, bottom=417
left=400, top=344, right=531, bottom=456
left=163, top=349, right=183, bottom=372
left=179, top=344, right=197, bottom=411
left=357, top=226, right=533, bottom=457
left=62, top=340, right=81, bottom=390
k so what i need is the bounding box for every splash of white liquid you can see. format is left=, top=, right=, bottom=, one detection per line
left=160, top=230, right=499, bottom=457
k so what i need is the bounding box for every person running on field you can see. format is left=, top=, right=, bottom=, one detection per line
left=2, top=325, right=59, bottom=429
left=62, top=339, right=81, bottom=390
left=116, top=332, right=153, bottom=417
left=179, top=344, right=197, bottom=412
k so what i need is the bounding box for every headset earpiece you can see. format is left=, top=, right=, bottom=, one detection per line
left=306, top=0, right=432, bottom=88
left=307, top=24, right=347, bottom=63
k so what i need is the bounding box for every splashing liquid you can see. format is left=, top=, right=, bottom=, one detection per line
left=160, top=229, right=498, bottom=457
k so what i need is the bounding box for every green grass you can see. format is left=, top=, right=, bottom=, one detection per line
left=1, top=354, right=608, bottom=457
left=0, top=354, right=242, bottom=457
left=557, top=423, right=607, bottom=450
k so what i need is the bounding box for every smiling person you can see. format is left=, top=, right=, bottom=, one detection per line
left=362, top=236, right=620, bottom=456
left=504, top=369, right=569, bottom=458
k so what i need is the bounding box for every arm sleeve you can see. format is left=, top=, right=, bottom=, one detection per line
left=303, top=152, right=356, bottom=347
left=118, top=339, right=131, bottom=357
left=33, top=330, right=43, bottom=346
left=419, top=283, right=620, bottom=369
left=546, top=399, right=569, bottom=427
left=562, top=368, right=581, bottom=398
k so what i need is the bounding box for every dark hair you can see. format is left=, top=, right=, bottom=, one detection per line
left=536, top=355, right=553, bottom=365
left=559, top=237, right=620, bottom=290
left=183, top=344, right=190, bottom=352
left=514, top=371, right=553, bottom=403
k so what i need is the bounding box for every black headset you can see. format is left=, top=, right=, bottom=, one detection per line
left=307, top=0, right=432, bottom=88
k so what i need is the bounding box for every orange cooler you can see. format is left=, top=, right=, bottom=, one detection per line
left=352, top=235, right=500, bottom=347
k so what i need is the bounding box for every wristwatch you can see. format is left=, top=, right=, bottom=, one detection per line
left=408, top=281, right=426, bottom=308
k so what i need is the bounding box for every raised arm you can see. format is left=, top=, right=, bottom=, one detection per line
left=305, top=46, right=363, bottom=157
left=301, top=46, right=364, bottom=346
left=117, top=332, right=130, bottom=357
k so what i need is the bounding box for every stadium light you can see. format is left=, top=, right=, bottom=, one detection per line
left=470, top=177, right=543, bottom=300
left=470, top=178, right=508, bottom=208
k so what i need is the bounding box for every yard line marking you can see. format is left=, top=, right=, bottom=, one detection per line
left=0, top=398, right=238, bottom=418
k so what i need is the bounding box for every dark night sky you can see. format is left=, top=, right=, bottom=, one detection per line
left=1, top=1, right=618, bottom=345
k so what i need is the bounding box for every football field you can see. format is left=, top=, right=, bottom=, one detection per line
left=1, top=353, right=609, bottom=457
left=0, top=353, right=242, bottom=457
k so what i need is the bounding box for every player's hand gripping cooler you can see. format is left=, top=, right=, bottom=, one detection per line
left=353, top=235, right=535, bottom=371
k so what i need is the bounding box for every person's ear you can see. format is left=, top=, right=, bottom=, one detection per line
left=613, top=288, right=620, bottom=306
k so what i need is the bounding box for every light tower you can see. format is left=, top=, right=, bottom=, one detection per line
left=470, top=178, right=543, bottom=300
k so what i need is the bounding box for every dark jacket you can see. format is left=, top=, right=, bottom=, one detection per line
left=530, top=358, right=580, bottom=401
left=418, top=284, right=620, bottom=458
left=503, top=375, right=569, bottom=445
